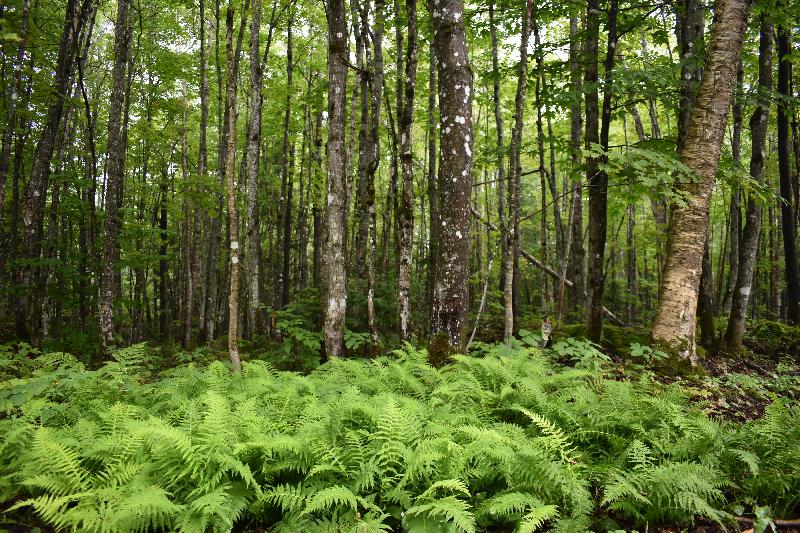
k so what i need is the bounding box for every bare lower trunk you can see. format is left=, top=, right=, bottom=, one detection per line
left=99, top=0, right=131, bottom=352
left=224, top=1, right=241, bottom=372
left=650, top=0, right=751, bottom=361
left=429, top=0, right=473, bottom=358
left=777, top=20, right=800, bottom=324
left=722, top=19, right=772, bottom=351
left=245, top=0, right=276, bottom=338
left=21, top=0, right=86, bottom=343
left=504, top=0, right=533, bottom=339
left=567, top=12, right=584, bottom=312
left=585, top=0, right=616, bottom=343
left=398, top=0, right=418, bottom=341
left=489, top=0, right=507, bottom=314
left=322, top=0, right=350, bottom=359
left=426, top=29, right=438, bottom=334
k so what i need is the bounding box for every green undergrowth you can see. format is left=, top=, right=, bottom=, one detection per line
left=0, top=340, right=799, bottom=532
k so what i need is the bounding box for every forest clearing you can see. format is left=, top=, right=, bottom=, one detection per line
left=1, top=0, right=800, bottom=530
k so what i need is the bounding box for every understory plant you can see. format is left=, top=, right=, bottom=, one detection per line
left=0, top=341, right=797, bottom=532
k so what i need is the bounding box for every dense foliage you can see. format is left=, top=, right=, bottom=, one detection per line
left=1, top=340, right=798, bottom=532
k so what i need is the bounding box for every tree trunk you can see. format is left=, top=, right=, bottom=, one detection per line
left=722, top=18, right=772, bottom=350
left=158, top=163, right=170, bottom=340
left=585, top=0, right=617, bottom=343
left=489, top=0, right=507, bottom=305
left=720, top=63, right=744, bottom=314
left=224, top=0, right=241, bottom=371
left=626, top=201, right=637, bottom=323
left=312, top=107, right=323, bottom=289
left=398, top=0, right=418, bottom=341
left=99, top=0, right=131, bottom=352
left=245, top=0, right=276, bottom=338
left=676, top=0, right=705, bottom=153
left=280, top=9, right=295, bottom=309
left=429, top=0, right=473, bottom=358
left=504, top=0, right=533, bottom=339
left=20, top=0, right=87, bottom=342
left=0, top=0, right=30, bottom=228
left=650, top=0, right=751, bottom=361
left=181, top=96, right=194, bottom=348
left=697, top=239, right=716, bottom=349
left=198, top=0, right=211, bottom=340
left=777, top=19, right=800, bottom=324
left=567, top=11, right=584, bottom=312
left=322, top=0, right=350, bottom=359
left=426, top=22, right=438, bottom=334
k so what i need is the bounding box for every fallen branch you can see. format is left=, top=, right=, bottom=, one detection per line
left=471, top=207, right=626, bottom=327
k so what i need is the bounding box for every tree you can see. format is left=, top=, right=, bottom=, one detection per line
left=322, top=0, right=350, bottom=359
left=398, top=0, right=418, bottom=341
left=776, top=16, right=800, bottom=324
left=650, top=0, right=751, bottom=362
left=722, top=17, right=772, bottom=351
left=19, top=0, right=90, bottom=342
left=429, top=0, right=473, bottom=358
left=503, top=0, right=533, bottom=340
left=99, top=0, right=131, bottom=352
left=224, top=0, right=241, bottom=372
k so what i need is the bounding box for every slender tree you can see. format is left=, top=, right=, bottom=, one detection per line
left=398, top=0, right=418, bottom=341
left=650, top=0, right=751, bottom=362
left=99, top=0, right=131, bottom=352
left=776, top=17, right=800, bottom=324
left=722, top=17, right=773, bottom=350
left=19, top=0, right=88, bottom=341
left=224, top=0, right=241, bottom=371
left=504, top=0, right=533, bottom=339
left=322, top=0, right=350, bottom=359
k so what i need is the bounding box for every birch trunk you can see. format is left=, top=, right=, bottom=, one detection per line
left=650, top=0, right=751, bottom=361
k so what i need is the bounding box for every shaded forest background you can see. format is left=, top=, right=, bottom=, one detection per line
left=0, top=0, right=799, bottom=365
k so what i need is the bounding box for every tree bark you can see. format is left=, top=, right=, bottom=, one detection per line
left=280, top=8, right=295, bottom=309
left=245, top=0, right=277, bottom=338
left=224, top=0, right=242, bottom=372
left=567, top=11, right=584, bottom=312
left=650, top=0, right=751, bottom=361
left=504, top=0, right=533, bottom=339
left=398, top=0, right=418, bottom=341
left=99, top=0, right=131, bottom=352
left=585, top=0, right=617, bottom=343
left=429, top=0, right=473, bottom=357
left=489, top=0, right=507, bottom=304
left=426, top=20, right=438, bottom=334
left=722, top=18, right=772, bottom=350
left=721, top=63, right=744, bottom=314
left=0, top=0, right=30, bottom=229
left=322, top=0, right=350, bottom=359
left=777, top=19, right=800, bottom=324
left=20, top=0, right=88, bottom=342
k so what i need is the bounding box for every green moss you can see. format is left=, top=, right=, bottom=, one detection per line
left=427, top=332, right=458, bottom=368
left=746, top=319, right=800, bottom=358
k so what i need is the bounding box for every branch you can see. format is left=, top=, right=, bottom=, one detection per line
left=471, top=207, right=626, bottom=327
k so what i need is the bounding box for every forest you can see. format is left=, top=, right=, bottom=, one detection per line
left=1, top=0, right=800, bottom=530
